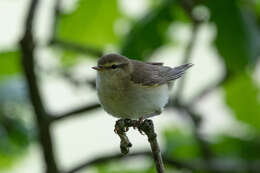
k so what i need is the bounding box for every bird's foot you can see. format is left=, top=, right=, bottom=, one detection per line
left=114, top=119, right=129, bottom=134
left=133, top=117, right=145, bottom=135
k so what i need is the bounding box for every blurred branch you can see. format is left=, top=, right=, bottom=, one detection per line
left=188, top=73, right=230, bottom=107
left=50, top=38, right=103, bottom=57
left=65, top=150, right=260, bottom=173
left=50, top=0, right=61, bottom=41
left=171, top=99, right=215, bottom=167
left=59, top=70, right=96, bottom=89
left=65, top=151, right=193, bottom=173
left=175, top=22, right=200, bottom=100
left=170, top=6, right=217, bottom=168
left=180, top=0, right=197, bottom=22
left=49, top=103, right=100, bottom=122
left=115, top=119, right=165, bottom=173
left=20, top=0, right=59, bottom=173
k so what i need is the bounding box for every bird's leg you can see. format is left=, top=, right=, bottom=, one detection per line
left=114, top=119, right=132, bottom=154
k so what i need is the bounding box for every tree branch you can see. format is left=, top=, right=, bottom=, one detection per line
left=175, top=22, right=200, bottom=100
left=188, top=73, right=230, bottom=107
left=65, top=150, right=260, bottom=173
left=169, top=3, right=217, bottom=168
left=49, top=0, right=61, bottom=42
left=65, top=151, right=193, bottom=173
left=170, top=100, right=216, bottom=171
left=114, top=119, right=165, bottom=173
left=49, top=103, right=101, bottom=122
left=50, top=39, right=103, bottom=57
left=20, top=0, right=59, bottom=173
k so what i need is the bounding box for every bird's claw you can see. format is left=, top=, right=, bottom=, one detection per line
left=133, top=117, right=145, bottom=135
left=114, top=119, right=129, bottom=134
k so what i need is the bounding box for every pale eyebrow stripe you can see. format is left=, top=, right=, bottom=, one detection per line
left=100, top=62, right=128, bottom=69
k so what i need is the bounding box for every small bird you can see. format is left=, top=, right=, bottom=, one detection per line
left=92, top=53, right=192, bottom=122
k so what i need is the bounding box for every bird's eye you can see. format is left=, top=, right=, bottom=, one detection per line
left=111, top=64, right=117, bottom=69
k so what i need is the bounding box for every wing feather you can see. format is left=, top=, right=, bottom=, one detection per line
left=130, top=60, right=193, bottom=86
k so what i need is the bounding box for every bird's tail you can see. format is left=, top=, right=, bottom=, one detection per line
left=167, top=63, right=193, bottom=81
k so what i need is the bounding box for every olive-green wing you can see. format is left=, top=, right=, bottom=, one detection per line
left=130, top=60, right=193, bottom=86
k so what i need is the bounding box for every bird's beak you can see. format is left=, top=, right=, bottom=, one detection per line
left=92, top=66, right=103, bottom=71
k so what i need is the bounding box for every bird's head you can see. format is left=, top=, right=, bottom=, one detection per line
left=92, top=53, right=132, bottom=79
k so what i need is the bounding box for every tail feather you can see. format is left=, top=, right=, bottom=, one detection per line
left=167, top=63, right=193, bottom=81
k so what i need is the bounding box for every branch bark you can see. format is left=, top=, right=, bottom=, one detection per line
left=114, top=119, right=165, bottom=173
left=20, top=0, right=59, bottom=173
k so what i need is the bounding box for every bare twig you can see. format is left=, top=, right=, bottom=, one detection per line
left=188, top=73, right=230, bottom=107
left=114, top=119, right=165, bottom=173
left=50, top=38, right=103, bottom=57
left=50, top=0, right=61, bottom=43
left=65, top=150, right=260, bottom=173
left=170, top=3, right=217, bottom=167
left=175, top=22, right=200, bottom=100
left=49, top=103, right=100, bottom=122
left=65, top=151, right=193, bottom=173
left=20, top=0, right=59, bottom=173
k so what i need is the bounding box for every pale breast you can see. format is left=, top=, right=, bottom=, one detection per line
left=96, top=74, right=169, bottom=119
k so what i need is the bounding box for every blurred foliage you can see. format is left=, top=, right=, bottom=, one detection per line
left=0, top=112, right=31, bottom=169
left=0, top=50, right=20, bottom=79
left=224, top=72, right=260, bottom=130
left=206, top=0, right=260, bottom=74
left=96, top=163, right=156, bottom=173
left=1, top=0, right=260, bottom=172
left=57, top=0, right=120, bottom=66
left=0, top=79, right=33, bottom=169
left=164, top=128, right=201, bottom=160
left=212, top=134, right=260, bottom=160
left=164, top=127, right=260, bottom=160
left=0, top=49, right=30, bottom=169
left=121, top=0, right=184, bottom=60
left=58, top=0, right=120, bottom=48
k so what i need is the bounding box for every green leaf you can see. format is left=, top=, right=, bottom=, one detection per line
left=0, top=115, right=32, bottom=170
left=58, top=0, right=120, bottom=48
left=212, top=135, right=260, bottom=160
left=164, top=128, right=201, bottom=160
left=223, top=72, right=260, bottom=130
left=121, top=0, right=183, bottom=60
left=0, top=51, right=20, bottom=78
left=206, top=0, right=260, bottom=73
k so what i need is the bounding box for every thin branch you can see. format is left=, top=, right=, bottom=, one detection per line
left=20, top=0, right=59, bottom=173
left=114, top=119, right=165, bottom=173
left=65, top=151, right=193, bottom=173
left=49, top=103, right=101, bottom=122
left=65, top=150, right=260, bottom=173
left=50, top=38, right=103, bottom=57
left=49, top=0, right=61, bottom=42
left=188, top=73, right=230, bottom=107
left=170, top=100, right=215, bottom=165
left=170, top=3, right=217, bottom=168
left=175, top=22, right=200, bottom=100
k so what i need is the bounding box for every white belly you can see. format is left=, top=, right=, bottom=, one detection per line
left=96, top=74, right=169, bottom=119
